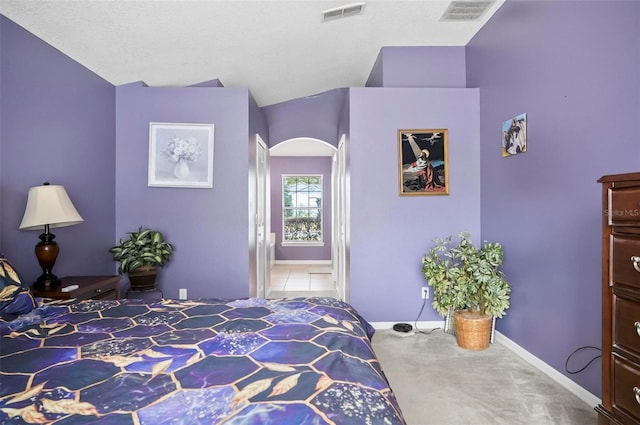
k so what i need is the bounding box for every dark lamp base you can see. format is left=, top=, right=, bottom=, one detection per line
left=33, top=230, right=61, bottom=290
left=34, top=276, right=62, bottom=290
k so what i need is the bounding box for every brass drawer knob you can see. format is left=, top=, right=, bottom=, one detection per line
left=95, top=289, right=103, bottom=294
left=635, top=322, right=640, bottom=336
left=632, top=256, right=640, bottom=273
left=634, top=387, right=640, bottom=405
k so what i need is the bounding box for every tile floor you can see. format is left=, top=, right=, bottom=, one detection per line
left=267, top=263, right=338, bottom=299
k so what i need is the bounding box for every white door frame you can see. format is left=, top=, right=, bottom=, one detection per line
left=266, top=137, right=347, bottom=302
left=336, top=136, right=348, bottom=302
left=254, top=135, right=269, bottom=298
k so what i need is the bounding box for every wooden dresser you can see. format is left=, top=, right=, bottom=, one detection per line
left=598, top=172, right=640, bottom=424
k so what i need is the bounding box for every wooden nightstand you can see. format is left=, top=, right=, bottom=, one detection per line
left=31, top=275, right=121, bottom=300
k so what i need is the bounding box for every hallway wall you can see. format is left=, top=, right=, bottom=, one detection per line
left=270, top=156, right=332, bottom=261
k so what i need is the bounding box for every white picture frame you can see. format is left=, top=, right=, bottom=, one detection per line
left=148, top=122, right=214, bottom=188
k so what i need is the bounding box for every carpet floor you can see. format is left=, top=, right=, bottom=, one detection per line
left=371, top=329, right=598, bottom=425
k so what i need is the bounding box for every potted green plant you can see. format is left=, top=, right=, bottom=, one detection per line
left=421, top=231, right=510, bottom=350
left=109, top=227, right=174, bottom=291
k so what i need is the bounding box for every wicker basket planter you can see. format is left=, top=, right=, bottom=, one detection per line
left=453, top=310, right=492, bottom=351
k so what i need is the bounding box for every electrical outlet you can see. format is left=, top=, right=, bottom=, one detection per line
left=421, top=287, right=429, bottom=299
left=179, top=288, right=187, bottom=300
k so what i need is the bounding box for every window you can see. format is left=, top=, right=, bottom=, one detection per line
left=282, top=175, right=322, bottom=244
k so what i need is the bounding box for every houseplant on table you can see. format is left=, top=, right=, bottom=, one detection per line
left=109, top=227, right=174, bottom=291
left=421, top=231, right=511, bottom=350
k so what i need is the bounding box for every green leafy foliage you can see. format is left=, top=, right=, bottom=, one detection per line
left=422, top=232, right=511, bottom=318
left=109, top=227, right=174, bottom=274
left=284, top=217, right=321, bottom=241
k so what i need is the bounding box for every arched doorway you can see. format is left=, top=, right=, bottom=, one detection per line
left=267, top=137, right=347, bottom=301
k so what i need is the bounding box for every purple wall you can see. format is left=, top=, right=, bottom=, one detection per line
left=467, top=0, right=640, bottom=397
left=5, top=5, right=635, bottom=400
left=0, top=16, right=116, bottom=283
left=366, top=47, right=466, bottom=88
left=338, top=91, right=350, bottom=141
left=115, top=83, right=254, bottom=300
left=366, top=52, right=384, bottom=88
left=348, top=87, right=480, bottom=322
left=269, top=156, right=332, bottom=261
left=261, top=89, right=348, bottom=147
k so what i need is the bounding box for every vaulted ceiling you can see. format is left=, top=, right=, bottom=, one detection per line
left=1, top=1, right=503, bottom=107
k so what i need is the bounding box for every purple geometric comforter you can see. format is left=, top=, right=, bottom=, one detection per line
left=0, top=297, right=406, bottom=424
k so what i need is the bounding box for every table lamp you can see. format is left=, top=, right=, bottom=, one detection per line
left=19, top=182, right=83, bottom=289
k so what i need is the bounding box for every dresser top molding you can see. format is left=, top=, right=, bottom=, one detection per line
left=598, top=172, right=640, bottom=184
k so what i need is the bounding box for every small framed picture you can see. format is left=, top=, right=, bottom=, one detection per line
left=398, top=129, right=449, bottom=196
left=502, top=113, right=527, bottom=157
left=148, top=122, right=214, bottom=188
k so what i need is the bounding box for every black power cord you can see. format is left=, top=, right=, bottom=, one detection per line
left=564, top=345, right=601, bottom=375
left=413, top=296, right=440, bottom=335
left=409, top=297, right=600, bottom=369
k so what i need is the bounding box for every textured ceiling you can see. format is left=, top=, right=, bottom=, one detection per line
left=1, top=0, right=503, bottom=108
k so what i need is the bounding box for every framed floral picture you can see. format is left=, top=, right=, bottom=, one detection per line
left=148, top=122, right=214, bottom=188
left=398, top=129, right=449, bottom=196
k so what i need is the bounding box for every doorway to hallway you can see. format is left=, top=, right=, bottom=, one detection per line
left=260, top=136, right=348, bottom=302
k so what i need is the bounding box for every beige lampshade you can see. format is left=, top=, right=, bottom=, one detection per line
left=19, top=184, right=84, bottom=230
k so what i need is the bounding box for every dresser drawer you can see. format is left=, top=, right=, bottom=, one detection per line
left=32, top=276, right=121, bottom=301
left=613, top=356, right=640, bottom=422
left=75, top=287, right=117, bottom=301
left=615, top=296, right=640, bottom=356
left=609, top=187, right=640, bottom=227
left=612, top=236, right=640, bottom=289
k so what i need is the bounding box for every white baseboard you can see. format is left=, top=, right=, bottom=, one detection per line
left=370, top=322, right=600, bottom=408
left=274, top=260, right=332, bottom=265
left=371, top=321, right=445, bottom=331
left=494, top=332, right=600, bottom=408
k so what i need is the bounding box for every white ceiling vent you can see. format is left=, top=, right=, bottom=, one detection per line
left=321, top=3, right=366, bottom=22
left=440, top=1, right=494, bottom=21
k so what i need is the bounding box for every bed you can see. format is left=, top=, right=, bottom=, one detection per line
left=0, top=285, right=406, bottom=424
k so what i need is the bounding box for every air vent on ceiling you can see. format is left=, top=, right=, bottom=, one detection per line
left=440, top=1, right=494, bottom=21
left=321, top=2, right=366, bottom=22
